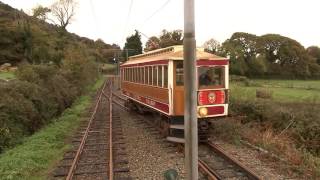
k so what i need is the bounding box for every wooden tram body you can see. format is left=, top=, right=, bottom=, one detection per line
left=120, top=46, right=229, bottom=143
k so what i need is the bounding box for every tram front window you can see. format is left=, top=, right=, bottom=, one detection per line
left=198, top=66, right=224, bottom=89
left=176, top=62, right=184, bottom=86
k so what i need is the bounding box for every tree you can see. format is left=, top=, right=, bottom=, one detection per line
left=307, top=46, right=320, bottom=65
left=159, top=29, right=183, bottom=48
left=220, top=32, right=258, bottom=76
left=32, top=5, right=51, bottom=21
left=145, top=36, right=160, bottom=52
left=123, top=30, right=142, bottom=58
left=202, top=38, right=220, bottom=54
left=258, top=34, right=313, bottom=77
left=50, top=0, right=76, bottom=30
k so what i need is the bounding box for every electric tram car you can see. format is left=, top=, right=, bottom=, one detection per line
left=120, top=45, right=229, bottom=143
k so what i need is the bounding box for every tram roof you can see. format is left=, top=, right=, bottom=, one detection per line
left=123, top=45, right=227, bottom=65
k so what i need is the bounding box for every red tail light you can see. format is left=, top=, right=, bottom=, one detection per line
left=198, top=90, right=225, bottom=105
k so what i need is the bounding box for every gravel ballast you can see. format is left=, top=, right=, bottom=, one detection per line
left=118, top=108, right=186, bottom=179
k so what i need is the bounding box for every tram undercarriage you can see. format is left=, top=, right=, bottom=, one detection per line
left=125, top=99, right=209, bottom=143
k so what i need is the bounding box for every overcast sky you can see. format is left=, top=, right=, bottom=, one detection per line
left=2, top=0, right=320, bottom=48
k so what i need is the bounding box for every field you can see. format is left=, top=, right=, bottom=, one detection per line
left=230, top=79, right=320, bottom=103
left=0, top=71, right=15, bottom=81
left=215, top=78, right=320, bottom=178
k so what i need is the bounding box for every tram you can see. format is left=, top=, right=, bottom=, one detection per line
left=120, top=45, right=229, bottom=143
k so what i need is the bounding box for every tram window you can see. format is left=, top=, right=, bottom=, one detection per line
left=126, top=68, right=128, bottom=81
left=148, top=66, right=152, bottom=85
left=158, top=66, right=162, bottom=87
left=132, top=68, right=134, bottom=82
left=137, top=67, right=140, bottom=83
left=164, top=66, right=168, bottom=88
left=136, top=67, right=138, bottom=83
left=176, top=61, right=184, bottom=86
left=198, top=66, right=225, bottom=89
left=132, top=68, right=136, bottom=82
left=144, top=67, right=148, bottom=84
left=140, top=67, right=144, bottom=84
left=128, top=68, right=131, bottom=82
left=153, top=66, right=157, bottom=86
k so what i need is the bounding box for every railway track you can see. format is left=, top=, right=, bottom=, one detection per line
left=199, top=142, right=261, bottom=180
left=112, top=90, right=261, bottom=180
left=52, top=80, right=131, bottom=180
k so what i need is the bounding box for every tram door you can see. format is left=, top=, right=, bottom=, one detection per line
left=173, top=61, right=184, bottom=115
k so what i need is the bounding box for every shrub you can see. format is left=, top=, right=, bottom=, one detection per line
left=1, top=60, right=98, bottom=152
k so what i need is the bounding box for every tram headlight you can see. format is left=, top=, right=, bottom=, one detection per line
left=198, top=107, right=208, bottom=117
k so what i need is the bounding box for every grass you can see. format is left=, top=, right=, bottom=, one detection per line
left=0, top=77, right=104, bottom=180
left=221, top=78, right=320, bottom=178
left=230, top=79, right=320, bottom=103
left=0, top=71, right=15, bottom=80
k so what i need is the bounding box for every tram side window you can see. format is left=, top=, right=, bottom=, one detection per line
left=137, top=67, right=140, bottom=83
left=141, top=67, right=144, bottom=84
left=158, top=66, right=162, bottom=87
left=136, top=67, right=138, bottom=83
left=164, top=66, right=168, bottom=88
left=126, top=68, right=128, bottom=81
left=131, top=68, right=133, bottom=82
left=148, top=66, right=152, bottom=85
left=144, top=67, right=148, bottom=84
left=132, top=68, right=135, bottom=82
left=153, top=66, right=157, bottom=86
left=176, top=62, right=184, bottom=86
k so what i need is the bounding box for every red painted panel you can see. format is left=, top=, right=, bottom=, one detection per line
left=207, top=106, right=224, bottom=115
left=123, top=90, right=169, bottom=113
left=197, top=59, right=228, bottom=66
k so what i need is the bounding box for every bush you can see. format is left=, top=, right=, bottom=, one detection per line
left=230, top=98, right=320, bottom=156
left=1, top=60, right=98, bottom=152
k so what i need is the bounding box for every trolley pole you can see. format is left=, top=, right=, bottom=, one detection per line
left=183, top=0, right=198, bottom=179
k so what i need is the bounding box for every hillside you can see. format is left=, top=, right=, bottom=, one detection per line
left=0, top=1, right=118, bottom=66
left=0, top=1, right=118, bottom=153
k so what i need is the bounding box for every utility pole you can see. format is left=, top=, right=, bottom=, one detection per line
left=183, top=0, right=198, bottom=179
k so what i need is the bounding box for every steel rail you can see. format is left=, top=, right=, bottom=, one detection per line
left=112, top=92, right=127, bottom=101
left=109, top=82, right=114, bottom=180
left=206, top=142, right=261, bottom=180
left=66, top=80, right=107, bottom=180
left=198, top=160, right=219, bottom=180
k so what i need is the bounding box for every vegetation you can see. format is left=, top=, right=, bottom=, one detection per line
left=0, top=72, right=15, bottom=80
left=0, top=1, right=117, bottom=66
left=0, top=78, right=103, bottom=179
left=213, top=77, right=320, bottom=178
left=145, top=29, right=183, bottom=52
left=219, top=32, right=320, bottom=79
left=123, top=30, right=142, bottom=58
left=0, top=2, right=115, bottom=153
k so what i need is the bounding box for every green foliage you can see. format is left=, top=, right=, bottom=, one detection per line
left=307, top=46, right=320, bottom=65
left=230, top=79, right=320, bottom=156
left=145, top=29, right=183, bottom=52
left=0, top=94, right=92, bottom=179
left=0, top=72, right=15, bottom=80
left=32, top=5, right=50, bottom=21
left=0, top=2, right=114, bottom=66
left=219, top=32, right=320, bottom=79
left=123, top=30, right=142, bottom=57
left=1, top=61, right=98, bottom=152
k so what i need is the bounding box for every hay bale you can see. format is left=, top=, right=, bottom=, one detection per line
left=256, top=88, right=273, bottom=99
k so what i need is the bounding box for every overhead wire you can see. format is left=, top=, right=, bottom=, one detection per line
left=89, top=0, right=100, bottom=39
left=140, top=0, right=171, bottom=28
left=121, top=0, right=134, bottom=45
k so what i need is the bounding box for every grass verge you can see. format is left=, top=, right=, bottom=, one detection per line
left=0, top=71, right=15, bottom=80
left=0, top=77, right=104, bottom=180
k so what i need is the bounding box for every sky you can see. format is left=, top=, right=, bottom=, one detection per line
left=2, top=0, right=320, bottom=48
